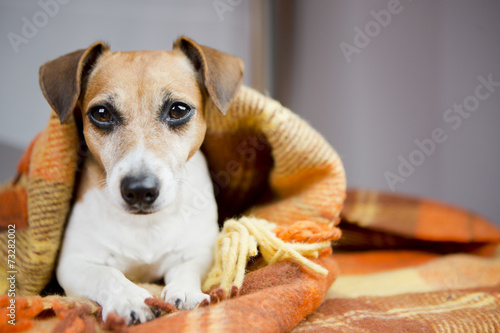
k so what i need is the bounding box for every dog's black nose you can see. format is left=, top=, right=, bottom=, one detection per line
left=120, top=175, right=160, bottom=208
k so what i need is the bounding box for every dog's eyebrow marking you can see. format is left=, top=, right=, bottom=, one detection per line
left=160, top=91, right=173, bottom=106
left=96, top=94, right=122, bottom=116
left=104, top=93, right=116, bottom=103
left=87, top=92, right=118, bottom=110
left=160, top=89, right=197, bottom=108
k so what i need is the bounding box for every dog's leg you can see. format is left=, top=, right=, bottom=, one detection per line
left=57, top=260, right=159, bottom=324
left=161, top=254, right=213, bottom=310
left=160, top=152, right=217, bottom=310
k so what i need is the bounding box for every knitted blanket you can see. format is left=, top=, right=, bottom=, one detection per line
left=1, top=84, right=500, bottom=332
left=301, top=190, right=500, bottom=332
left=2, top=189, right=499, bottom=333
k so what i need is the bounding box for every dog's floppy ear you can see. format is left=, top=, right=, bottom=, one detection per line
left=174, top=36, right=244, bottom=115
left=39, top=41, right=110, bottom=124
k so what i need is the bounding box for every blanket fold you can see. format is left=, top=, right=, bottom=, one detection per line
left=1, top=114, right=79, bottom=296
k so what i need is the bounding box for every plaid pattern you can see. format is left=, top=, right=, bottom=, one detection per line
left=293, top=189, right=500, bottom=333
left=294, top=252, right=500, bottom=333
left=294, top=285, right=500, bottom=333
left=0, top=113, right=78, bottom=295
left=202, top=86, right=345, bottom=227
left=341, top=189, right=500, bottom=243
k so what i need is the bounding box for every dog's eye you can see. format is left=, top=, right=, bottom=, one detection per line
left=163, top=101, right=194, bottom=128
left=88, top=105, right=117, bottom=130
left=91, top=107, right=113, bottom=123
left=169, top=102, right=191, bottom=120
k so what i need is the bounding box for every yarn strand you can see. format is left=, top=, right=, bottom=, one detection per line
left=202, top=217, right=332, bottom=295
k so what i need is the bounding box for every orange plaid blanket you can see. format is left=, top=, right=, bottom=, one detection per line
left=295, top=190, right=500, bottom=332
left=1, top=85, right=500, bottom=332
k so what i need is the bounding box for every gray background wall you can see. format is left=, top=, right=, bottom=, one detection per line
left=278, top=0, right=500, bottom=225
left=1, top=0, right=499, bottom=225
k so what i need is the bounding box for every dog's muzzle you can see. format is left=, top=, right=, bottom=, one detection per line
left=120, top=174, right=160, bottom=214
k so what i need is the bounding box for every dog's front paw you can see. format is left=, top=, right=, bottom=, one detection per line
left=101, top=287, right=160, bottom=325
left=161, top=282, right=209, bottom=310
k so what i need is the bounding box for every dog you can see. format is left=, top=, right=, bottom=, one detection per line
left=38, top=37, right=244, bottom=324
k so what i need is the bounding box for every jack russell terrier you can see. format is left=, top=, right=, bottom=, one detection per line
left=38, top=37, right=244, bottom=325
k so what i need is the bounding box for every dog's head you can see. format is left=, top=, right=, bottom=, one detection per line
left=39, top=37, right=244, bottom=214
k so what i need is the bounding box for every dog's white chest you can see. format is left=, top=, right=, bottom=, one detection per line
left=60, top=150, right=219, bottom=283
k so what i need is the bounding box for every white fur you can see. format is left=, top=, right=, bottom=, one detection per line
left=105, top=144, right=179, bottom=213
left=57, top=150, right=218, bottom=324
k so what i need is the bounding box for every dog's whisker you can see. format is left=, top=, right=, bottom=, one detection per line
left=96, top=174, right=108, bottom=188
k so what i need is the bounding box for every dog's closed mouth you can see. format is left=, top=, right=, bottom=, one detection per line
left=126, top=207, right=158, bottom=215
